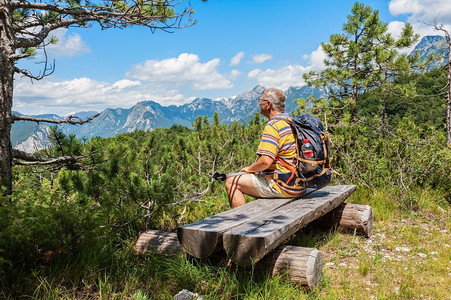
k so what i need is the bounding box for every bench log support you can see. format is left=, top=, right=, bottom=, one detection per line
left=315, top=203, right=373, bottom=237
left=135, top=230, right=322, bottom=290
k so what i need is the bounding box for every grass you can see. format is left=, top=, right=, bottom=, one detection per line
left=1, top=188, right=450, bottom=299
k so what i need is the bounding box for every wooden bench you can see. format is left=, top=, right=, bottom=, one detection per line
left=136, top=185, right=374, bottom=290
left=178, top=185, right=357, bottom=266
left=135, top=230, right=324, bottom=290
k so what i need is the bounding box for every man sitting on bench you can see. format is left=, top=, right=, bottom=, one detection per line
left=225, top=88, right=306, bottom=208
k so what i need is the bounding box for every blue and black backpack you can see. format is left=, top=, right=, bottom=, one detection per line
left=274, top=114, right=333, bottom=189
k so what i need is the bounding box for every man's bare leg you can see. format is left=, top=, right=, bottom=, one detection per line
left=225, top=174, right=260, bottom=208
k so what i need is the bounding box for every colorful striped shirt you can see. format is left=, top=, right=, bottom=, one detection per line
left=256, top=113, right=305, bottom=197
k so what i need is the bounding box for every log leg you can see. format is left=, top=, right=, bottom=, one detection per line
left=256, top=245, right=322, bottom=290
left=134, top=230, right=322, bottom=290
left=135, top=230, right=183, bottom=255
left=314, top=203, right=374, bottom=237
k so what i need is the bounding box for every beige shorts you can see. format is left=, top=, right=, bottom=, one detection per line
left=251, top=174, right=293, bottom=199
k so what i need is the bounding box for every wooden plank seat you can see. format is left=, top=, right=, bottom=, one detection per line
left=223, top=185, right=357, bottom=266
left=177, top=198, right=296, bottom=258
left=178, top=185, right=356, bottom=263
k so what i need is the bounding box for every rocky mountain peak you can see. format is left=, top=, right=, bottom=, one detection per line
left=410, top=35, right=449, bottom=71
left=235, top=85, right=266, bottom=102
left=251, top=85, right=266, bottom=93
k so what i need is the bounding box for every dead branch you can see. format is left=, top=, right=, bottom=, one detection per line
left=12, top=148, right=76, bottom=164
left=12, top=112, right=101, bottom=125
left=11, top=149, right=94, bottom=172
left=13, top=43, right=55, bottom=81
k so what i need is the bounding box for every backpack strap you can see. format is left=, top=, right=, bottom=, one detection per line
left=275, top=156, right=298, bottom=183
left=295, top=167, right=328, bottom=184
left=270, top=116, right=300, bottom=185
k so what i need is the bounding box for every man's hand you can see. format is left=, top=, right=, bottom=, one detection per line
left=241, top=166, right=251, bottom=173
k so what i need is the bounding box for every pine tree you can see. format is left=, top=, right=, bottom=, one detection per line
left=303, top=2, right=418, bottom=122
left=0, top=0, right=195, bottom=194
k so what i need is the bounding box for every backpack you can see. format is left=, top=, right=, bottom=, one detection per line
left=273, top=114, right=333, bottom=189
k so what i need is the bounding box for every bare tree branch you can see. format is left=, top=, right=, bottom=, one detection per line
left=12, top=112, right=101, bottom=125
left=14, top=64, right=55, bottom=80
left=13, top=41, right=55, bottom=80
left=12, top=148, right=82, bottom=166
left=10, top=52, right=33, bottom=60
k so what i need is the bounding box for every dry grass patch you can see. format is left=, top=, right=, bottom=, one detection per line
left=312, top=207, right=451, bottom=299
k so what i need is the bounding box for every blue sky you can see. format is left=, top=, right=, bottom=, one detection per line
left=13, top=0, right=451, bottom=115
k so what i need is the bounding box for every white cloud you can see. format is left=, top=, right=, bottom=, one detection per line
left=389, top=0, right=451, bottom=24
left=230, top=70, right=241, bottom=80
left=388, top=0, right=451, bottom=44
left=413, top=20, right=451, bottom=41
left=387, top=19, right=451, bottom=54
left=247, top=65, right=309, bottom=90
left=12, top=76, right=186, bottom=115
left=386, top=21, right=416, bottom=54
left=230, top=51, right=245, bottom=66
left=46, top=28, right=90, bottom=57
left=387, top=21, right=406, bottom=39
left=112, top=79, right=141, bottom=90
left=248, top=68, right=262, bottom=78
left=127, top=53, right=233, bottom=90
left=387, top=0, right=451, bottom=56
left=309, top=46, right=327, bottom=72
left=246, top=45, right=328, bottom=90
left=13, top=53, right=241, bottom=115
left=251, top=54, right=272, bottom=64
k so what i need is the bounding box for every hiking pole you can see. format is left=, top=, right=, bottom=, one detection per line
left=212, top=172, right=248, bottom=181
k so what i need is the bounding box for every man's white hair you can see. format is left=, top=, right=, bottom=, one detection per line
left=263, top=88, right=285, bottom=112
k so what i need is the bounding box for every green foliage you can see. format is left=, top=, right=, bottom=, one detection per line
left=38, top=10, right=60, bottom=23
left=3, top=96, right=450, bottom=297
left=19, top=47, right=36, bottom=57
left=2, top=2, right=451, bottom=297
left=331, top=118, right=450, bottom=210
left=304, top=2, right=418, bottom=119
left=47, top=126, right=84, bottom=156
left=359, top=68, right=447, bottom=128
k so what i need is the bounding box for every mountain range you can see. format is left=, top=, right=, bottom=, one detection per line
left=12, top=85, right=325, bottom=152
left=409, top=35, right=449, bottom=70
left=12, top=35, right=450, bottom=153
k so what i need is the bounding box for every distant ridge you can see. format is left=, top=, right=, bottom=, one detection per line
left=12, top=85, right=326, bottom=152
left=12, top=35, right=450, bottom=153
left=410, top=35, right=449, bottom=70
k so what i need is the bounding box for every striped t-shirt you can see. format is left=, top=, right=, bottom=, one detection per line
left=256, top=113, right=305, bottom=197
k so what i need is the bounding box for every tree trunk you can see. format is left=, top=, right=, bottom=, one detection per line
left=447, top=40, right=451, bottom=147
left=352, top=49, right=358, bottom=121
left=352, top=83, right=358, bottom=121
left=0, top=1, right=15, bottom=195
left=257, top=245, right=322, bottom=291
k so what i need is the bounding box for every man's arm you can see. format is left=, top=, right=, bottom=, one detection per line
left=241, top=155, right=274, bottom=173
